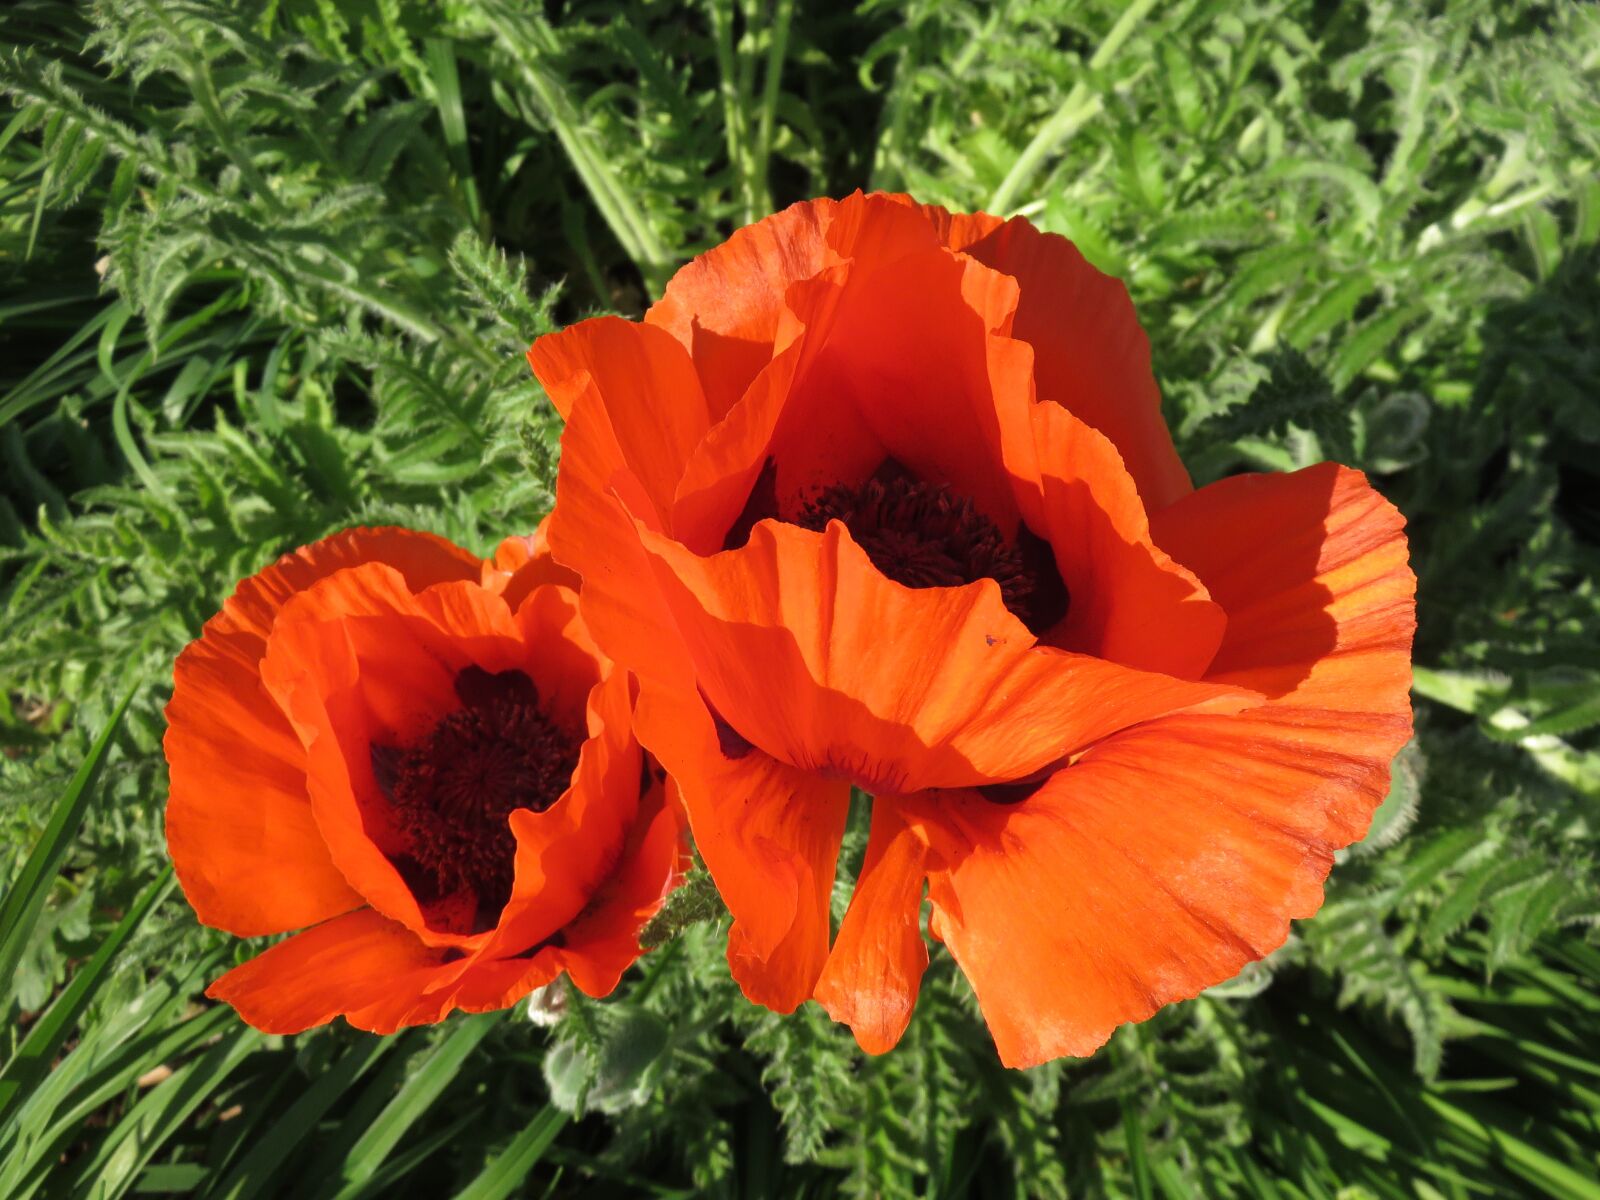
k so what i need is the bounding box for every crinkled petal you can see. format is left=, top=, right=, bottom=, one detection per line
left=164, top=528, right=479, bottom=937
left=1027, top=399, right=1225, bottom=677
left=488, top=664, right=642, bottom=956
left=220, top=527, right=483, bottom=640
left=633, top=515, right=1257, bottom=792
left=900, top=463, right=1414, bottom=1068
left=555, top=777, right=689, bottom=997
left=930, top=207, right=1192, bottom=510
left=646, top=197, right=835, bottom=419
left=671, top=234, right=1035, bottom=554
left=545, top=383, right=701, bottom=691
left=443, top=776, right=685, bottom=1010
left=813, top=801, right=930, bottom=1054
left=258, top=565, right=530, bottom=942
left=206, top=908, right=460, bottom=1035
left=484, top=516, right=580, bottom=608
left=633, top=678, right=849, bottom=1011
left=528, top=316, right=712, bottom=523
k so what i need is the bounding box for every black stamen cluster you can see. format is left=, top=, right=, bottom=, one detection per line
left=797, top=475, right=1037, bottom=617
left=373, top=667, right=579, bottom=931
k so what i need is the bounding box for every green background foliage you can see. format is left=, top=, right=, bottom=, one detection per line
left=2, top=0, right=1598, bottom=1195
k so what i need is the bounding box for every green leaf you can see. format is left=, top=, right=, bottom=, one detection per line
left=452, top=1108, right=567, bottom=1200
left=204, top=1036, right=395, bottom=1200
left=0, top=869, right=173, bottom=1129
left=318, top=1012, right=500, bottom=1200
left=0, top=684, right=136, bottom=1015
left=71, top=1023, right=262, bottom=1200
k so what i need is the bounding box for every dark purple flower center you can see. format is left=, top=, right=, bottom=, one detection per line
left=371, top=666, right=579, bottom=932
left=727, top=458, right=1068, bottom=633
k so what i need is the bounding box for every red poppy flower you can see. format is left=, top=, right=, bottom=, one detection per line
left=164, top=523, right=683, bottom=1034
left=529, top=192, right=1415, bottom=1067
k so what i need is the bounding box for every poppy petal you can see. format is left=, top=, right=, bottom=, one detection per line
left=555, top=778, right=689, bottom=997
left=773, top=247, right=1029, bottom=528
left=166, top=642, right=359, bottom=938
left=646, top=190, right=979, bottom=486
left=646, top=197, right=834, bottom=419
left=901, top=784, right=1266, bottom=1067
left=1150, top=461, right=1415, bottom=714
left=633, top=678, right=849, bottom=1011
left=206, top=907, right=458, bottom=1035
left=644, top=194, right=948, bottom=402
left=545, top=383, right=701, bottom=692
left=224, top=528, right=482, bottom=636
left=1027, top=399, right=1226, bottom=678
left=484, top=515, right=580, bottom=609
left=900, top=463, right=1414, bottom=1068
left=490, top=663, right=642, bottom=955
left=527, top=316, right=712, bottom=523
left=510, top=582, right=605, bottom=733
left=933, top=211, right=1192, bottom=510
left=435, top=779, right=685, bottom=1012
left=813, top=802, right=930, bottom=1054
left=258, top=565, right=528, bottom=940
left=672, top=245, right=1036, bottom=554
left=633, top=515, right=1257, bottom=792
left=914, top=204, right=1005, bottom=253
left=165, top=528, right=479, bottom=937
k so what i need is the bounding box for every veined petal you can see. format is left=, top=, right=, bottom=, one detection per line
left=930, top=207, right=1192, bottom=510
left=661, top=195, right=1031, bottom=553
left=221, top=527, right=483, bottom=640
left=646, top=197, right=835, bottom=419
left=1150, top=461, right=1414, bottom=714
left=813, top=801, right=930, bottom=1055
left=900, top=463, right=1414, bottom=1068
left=206, top=907, right=460, bottom=1035
left=772, top=247, right=1028, bottom=530
left=1027, top=400, right=1225, bottom=678
left=633, top=514, right=1256, bottom=792
left=633, top=678, right=849, bottom=1011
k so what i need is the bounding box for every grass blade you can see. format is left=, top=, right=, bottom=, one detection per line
left=0, top=684, right=137, bottom=1013
left=453, top=1106, right=568, bottom=1200
left=318, top=1012, right=500, bottom=1200
left=0, top=869, right=174, bottom=1128
left=204, top=1035, right=395, bottom=1200
left=73, top=1023, right=262, bottom=1200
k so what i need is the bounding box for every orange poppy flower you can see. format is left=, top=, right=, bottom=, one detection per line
left=529, top=191, right=1416, bottom=1068
left=164, top=522, right=683, bottom=1034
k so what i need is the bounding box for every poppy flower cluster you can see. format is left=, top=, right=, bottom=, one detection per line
left=167, top=191, right=1414, bottom=1065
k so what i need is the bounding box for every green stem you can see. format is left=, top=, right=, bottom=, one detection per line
left=488, top=5, right=673, bottom=294
left=752, top=0, right=793, bottom=216
left=987, top=0, right=1160, bottom=214
left=707, top=0, right=755, bottom=223
left=146, top=2, right=285, bottom=216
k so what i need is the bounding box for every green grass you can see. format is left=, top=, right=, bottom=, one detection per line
left=3, top=0, right=1599, bottom=1195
